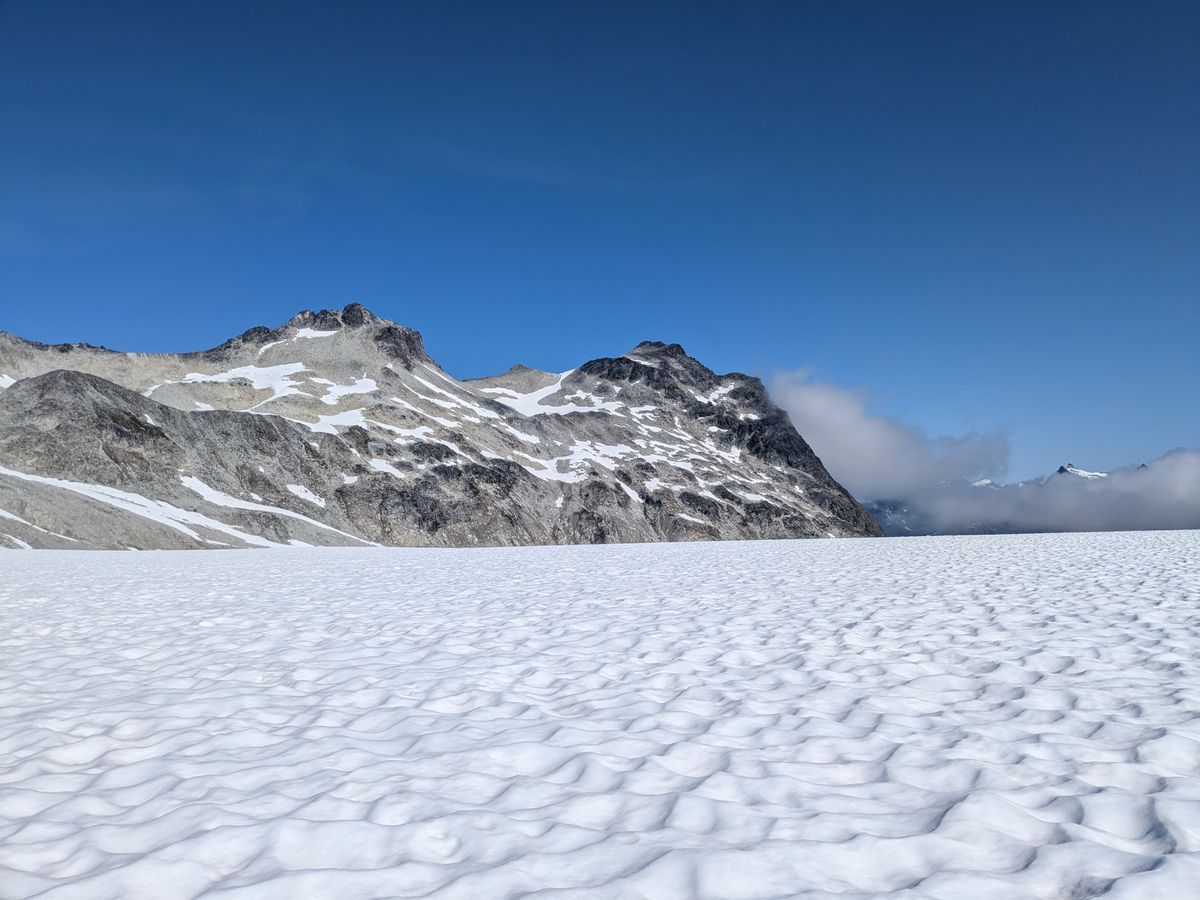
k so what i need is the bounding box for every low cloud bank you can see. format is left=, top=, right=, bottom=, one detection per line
left=910, top=450, right=1200, bottom=534
left=771, top=371, right=1009, bottom=499
left=771, top=371, right=1200, bottom=534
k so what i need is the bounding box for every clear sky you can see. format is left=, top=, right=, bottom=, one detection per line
left=1, top=0, right=1197, bottom=481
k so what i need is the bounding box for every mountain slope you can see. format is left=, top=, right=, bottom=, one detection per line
left=0, top=305, right=881, bottom=548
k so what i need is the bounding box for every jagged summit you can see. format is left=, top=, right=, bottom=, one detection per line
left=339, top=302, right=379, bottom=327
left=202, top=304, right=427, bottom=365
left=0, top=307, right=881, bottom=548
left=627, top=340, right=689, bottom=359
left=283, top=302, right=382, bottom=331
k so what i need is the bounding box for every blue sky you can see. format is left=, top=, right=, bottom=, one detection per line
left=1, top=1, right=1197, bottom=482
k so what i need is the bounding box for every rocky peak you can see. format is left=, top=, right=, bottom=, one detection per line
left=283, top=303, right=382, bottom=331
left=284, top=308, right=345, bottom=331
left=198, top=304, right=427, bottom=365
left=340, top=303, right=378, bottom=327
left=628, top=340, right=689, bottom=360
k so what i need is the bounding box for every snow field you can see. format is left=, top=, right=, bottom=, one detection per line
left=0, top=531, right=1198, bottom=898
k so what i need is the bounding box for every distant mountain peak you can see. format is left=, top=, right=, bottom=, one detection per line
left=1057, top=463, right=1108, bottom=479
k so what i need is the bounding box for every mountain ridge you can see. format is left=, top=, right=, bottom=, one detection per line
left=0, top=304, right=882, bottom=549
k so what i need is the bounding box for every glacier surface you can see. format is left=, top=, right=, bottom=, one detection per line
left=1, top=531, right=1198, bottom=898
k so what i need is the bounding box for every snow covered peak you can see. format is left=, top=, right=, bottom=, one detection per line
left=1056, top=463, right=1109, bottom=479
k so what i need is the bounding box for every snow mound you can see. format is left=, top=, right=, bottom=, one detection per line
left=1, top=531, right=1198, bottom=898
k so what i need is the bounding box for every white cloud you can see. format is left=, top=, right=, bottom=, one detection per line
left=914, top=449, right=1200, bottom=534
left=770, top=370, right=1199, bottom=534
left=771, top=370, right=1008, bottom=500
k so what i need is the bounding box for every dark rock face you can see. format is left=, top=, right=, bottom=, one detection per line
left=197, top=328, right=278, bottom=362
left=374, top=325, right=428, bottom=366
left=0, top=306, right=881, bottom=548
left=341, top=303, right=378, bottom=327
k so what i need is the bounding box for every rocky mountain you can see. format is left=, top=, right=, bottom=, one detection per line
left=0, top=304, right=881, bottom=549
